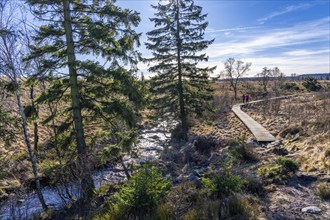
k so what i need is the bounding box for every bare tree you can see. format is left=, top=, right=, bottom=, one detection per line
left=291, top=73, right=297, bottom=81
left=271, top=67, right=285, bottom=96
left=222, top=58, right=251, bottom=100
left=0, top=0, right=47, bottom=210
left=256, top=67, right=271, bottom=95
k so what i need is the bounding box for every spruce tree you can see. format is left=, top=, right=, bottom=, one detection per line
left=146, top=0, right=215, bottom=140
left=27, top=0, right=142, bottom=202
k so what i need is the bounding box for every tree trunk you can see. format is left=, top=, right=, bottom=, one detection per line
left=232, top=78, right=238, bottom=100
left=62, top=0, right=94, bottom=201
left=234, top=87, right=237, bottom=100
left=15, top=83, right=47, bottom=210
left=120, top=156, right=131, bottom=180
left=175, top=0, right=188, bottom=141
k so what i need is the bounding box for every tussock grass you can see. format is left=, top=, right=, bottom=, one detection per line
left=317, top=182, right=330, bottom=201
left=258, top=157, right=299, bottom=183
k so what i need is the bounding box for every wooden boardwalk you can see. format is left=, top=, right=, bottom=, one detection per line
left=232, top=95, right=299, bottom=142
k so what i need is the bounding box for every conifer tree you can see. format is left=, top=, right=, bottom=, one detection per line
left=146, top=0, right=215, bottom=140
left=27, top=0, right=142, bottom=202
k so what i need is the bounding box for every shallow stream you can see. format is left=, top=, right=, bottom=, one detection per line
left=0, top=121, right=172, bottom=219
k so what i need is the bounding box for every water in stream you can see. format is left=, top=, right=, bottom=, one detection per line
left=0, top=121, right=172, bottom=220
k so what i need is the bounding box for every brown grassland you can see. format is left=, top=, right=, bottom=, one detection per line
left=1, top=79, right=329, bottom=219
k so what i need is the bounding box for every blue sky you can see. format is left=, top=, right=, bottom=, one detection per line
left=117, top=0, right=330, bottom=77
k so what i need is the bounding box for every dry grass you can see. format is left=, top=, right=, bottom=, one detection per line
left=243, top=92, right=330, bottom=174
left=317, top=182, right=330, bottom=200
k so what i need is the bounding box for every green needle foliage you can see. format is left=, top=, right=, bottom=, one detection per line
left=99, top=163, right=172, bottom=219
left=146, top=0, right=216, bottom=140
left=202, top=171, right=243, bottom=198
left=302, top=76, right=322, bottom=92
left=26, top=0, right=143, bottom=201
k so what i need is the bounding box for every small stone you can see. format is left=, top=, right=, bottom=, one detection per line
left=17, top=199, right=24, bottom=204
left=268, top=140, right=282, bottom=147
left=173, top=175, right=183, bottom=184
left=153, top=146, right=163, bottom=152
left=301, top=206, right=321, bottom=214
left=286, top=153, right=299, bottom=158
left=181, top=164, right=190, bottom=174
left=291, top=133, right=300, bottom=142
left=192, top=170, right=201, bottom=177
left=246, top=138, right=258, bottom=145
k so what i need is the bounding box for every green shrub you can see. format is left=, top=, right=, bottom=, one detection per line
left=302, top=77, right=322, bottom=91
left=317, top=182, right=330, bottom=200
left=257, top=164, right=282, bottom=179
left=281, top=82, right=300, bottom=91
left=276, top=157, right=298, bottom=172
left=202, top=171, right=243, bottom=197
left=258, top=157, right=299, bottom=183
left=94, top=163, right=172, bottom=219
left=228, top=140, right=258, bottom=162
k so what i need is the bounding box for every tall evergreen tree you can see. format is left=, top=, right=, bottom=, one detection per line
left=146, top=0, right=215, bottom=140
left=27, top=0, right=142, bottom=202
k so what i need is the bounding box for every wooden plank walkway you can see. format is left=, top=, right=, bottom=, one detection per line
left=232, top=95, right=299, bottom=142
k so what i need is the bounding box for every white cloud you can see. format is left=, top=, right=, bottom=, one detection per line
left=139, top=17, right=330, bottom=78
left=257, top=3, right=312, bottom=24
left=206, top=17, right=330, bottom=58
left=245, top=55, right=329, bottom=75
left=206, top=26, right=261, bottom=33
left=283, top=49, right=330, bottom=56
